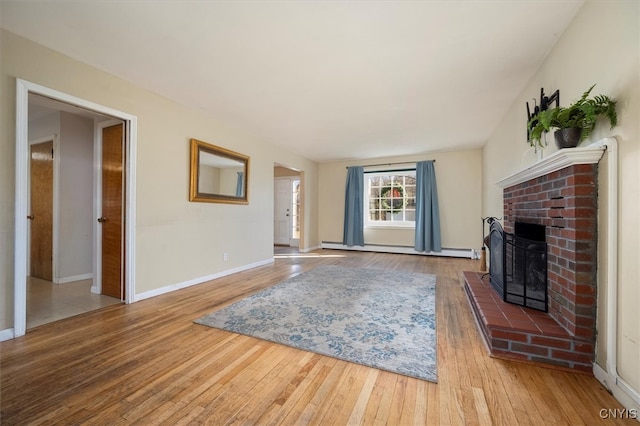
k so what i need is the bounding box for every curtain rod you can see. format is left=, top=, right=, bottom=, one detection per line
left=345, top=160, right=435, bottom=169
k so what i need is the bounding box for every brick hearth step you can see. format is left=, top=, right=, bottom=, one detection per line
left=463, top=271, right=594, bottom=372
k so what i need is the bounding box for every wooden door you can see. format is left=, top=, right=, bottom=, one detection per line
left=274, top=178, right=291, bottom=245
left=101, top=124, right=124, bottom=299
left=29, top=141, right=54, bottom=281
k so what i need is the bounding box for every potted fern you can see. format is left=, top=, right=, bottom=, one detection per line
left=528, top=84, right=617, bottom=149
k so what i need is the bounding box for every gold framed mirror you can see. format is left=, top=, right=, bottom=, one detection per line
left=189, top=138, right=249, bottom=204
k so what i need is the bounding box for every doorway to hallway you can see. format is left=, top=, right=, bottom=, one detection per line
left=274, top=165, right=302, bottom=248
left=14, top=79, right=138, bottom=338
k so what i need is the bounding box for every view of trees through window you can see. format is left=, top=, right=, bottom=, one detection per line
left=366, top=171, right=416, bottom=226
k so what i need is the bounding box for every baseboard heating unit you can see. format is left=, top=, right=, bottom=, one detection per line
left=321, top=242, right=474, bottom=259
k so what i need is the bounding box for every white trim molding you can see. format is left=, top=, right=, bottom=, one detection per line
left=594, top=364, right=640, bottom=415
left=14, top=79, right=138, bottom=338
left=591, top=138, right=640, bottom=412
left=134, top=258, right=275, bottom=302
left=0, top=328, right=15, bottom=342
left=56, top=273, right=94, bottom=285
left=497, top=143, right=607, bottom=188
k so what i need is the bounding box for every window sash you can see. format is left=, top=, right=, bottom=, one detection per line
left=365, top=170, right=416, bottom=228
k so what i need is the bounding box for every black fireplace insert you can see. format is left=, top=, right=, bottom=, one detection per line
left=487, top=218, right=548, bottom=312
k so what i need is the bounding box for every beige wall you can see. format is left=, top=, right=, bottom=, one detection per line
left=57, top=112, right=94, bottom=280
left=274, top=166, right=301, bottom=178
left=482, top=1, right=639, bottom=396
left=319, top=149, right=483, bottom=249
left=0, top=30, right=319, bottom=330
left=198, top=165, right=220, bottom=194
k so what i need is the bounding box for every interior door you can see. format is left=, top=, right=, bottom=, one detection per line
left=29, top=140, right=54, bottom=281
left=274, top=178, right=291, bottom=245
left=101, top=123, right=124, bottom=299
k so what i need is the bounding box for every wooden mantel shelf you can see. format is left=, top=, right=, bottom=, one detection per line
left=496, top=141, right=609, bottom=188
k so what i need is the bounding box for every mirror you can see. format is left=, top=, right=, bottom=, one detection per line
left=189, top=138, right=249, bottom=204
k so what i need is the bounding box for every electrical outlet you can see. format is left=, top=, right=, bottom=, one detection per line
left=223, top=252, right=229, bottom=261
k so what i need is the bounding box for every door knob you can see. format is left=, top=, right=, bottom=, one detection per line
left=27, top=215, right=34, bottom=220
left=97, top=217, right=108, bottom=223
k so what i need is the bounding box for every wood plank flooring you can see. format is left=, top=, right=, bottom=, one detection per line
left=1, top=250, right=634, bottom=424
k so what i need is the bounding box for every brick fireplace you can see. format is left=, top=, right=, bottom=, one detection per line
left=465, top=146, right=606, bottom=372
left=504, top=163, right=598, bottom=337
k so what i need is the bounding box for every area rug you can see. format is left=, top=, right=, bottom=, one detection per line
left=195, top=265, right=438, bottom=382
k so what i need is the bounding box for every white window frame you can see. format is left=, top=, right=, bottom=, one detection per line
left=364, top=170, right=416, bottom=229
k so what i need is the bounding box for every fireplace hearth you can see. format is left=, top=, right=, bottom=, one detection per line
left=464, top=149, right=602, bottom=372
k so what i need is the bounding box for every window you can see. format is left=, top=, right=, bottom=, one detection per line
left=365, top=170, right=416, bottom=227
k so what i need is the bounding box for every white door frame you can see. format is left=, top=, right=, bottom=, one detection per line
left=14, top=79, right=138, bottom=337
left=274, top=177, right=293, bottom=246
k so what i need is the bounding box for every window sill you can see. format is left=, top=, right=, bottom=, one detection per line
left=365, top=225, right=415, bottom=230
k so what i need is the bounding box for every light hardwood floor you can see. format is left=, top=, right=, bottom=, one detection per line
left=1, top=250, right=634, bottom=424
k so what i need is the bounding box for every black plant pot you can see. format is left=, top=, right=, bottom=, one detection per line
left=554, top=127, right=583, bottom=149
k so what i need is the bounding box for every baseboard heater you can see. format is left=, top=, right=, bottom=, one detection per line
left=321, top=242, right=474, bottom=259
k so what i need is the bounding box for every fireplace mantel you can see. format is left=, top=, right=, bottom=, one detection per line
left=497, top=143, right=607, bottom=188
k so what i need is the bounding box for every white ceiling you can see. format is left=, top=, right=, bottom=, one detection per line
left=1, top=1, right=584, bottom=163
left=28, top=93, right=112, bottom=122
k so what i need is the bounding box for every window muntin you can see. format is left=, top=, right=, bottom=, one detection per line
left=365, top=171, right=416, bottom=227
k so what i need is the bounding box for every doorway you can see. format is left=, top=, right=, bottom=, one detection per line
left=25, top=110, right=126, bottom=329
left=274, top=165, right=303, bottom=249
left=14, top=80, right=138, bottom=338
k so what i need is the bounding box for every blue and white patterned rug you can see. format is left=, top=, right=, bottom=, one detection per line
left=195, top=265, right=438, bottom=382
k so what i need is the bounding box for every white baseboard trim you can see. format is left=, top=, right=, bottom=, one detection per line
left=300, top=245, right=321, bottom=253
left=134, top=258, right=275, bottom=302
left=593, top=363, right=640, bottom=417
left=321, top=242, right=474, bottom=259
left=55, top=273, right=94, bottom=284
left=0, top=328, right=15, bottom=342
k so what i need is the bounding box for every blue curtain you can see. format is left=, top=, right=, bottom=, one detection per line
left=415, top=161, right=442, bottom=252
left=236, top=172, right=243, bottom=197
left=343, top=166, right=364, bottom=246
